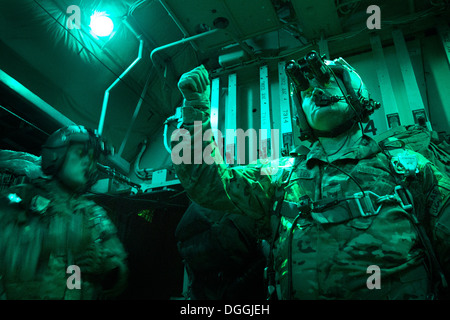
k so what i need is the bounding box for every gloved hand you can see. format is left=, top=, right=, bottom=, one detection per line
left=178, top=65, right=211, bottom=108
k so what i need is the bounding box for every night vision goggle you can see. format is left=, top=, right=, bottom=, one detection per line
left=285, top=51, right=331, bottom=92
left=285, top=51, right=349, bottom=108
left=285, top=51, right=380, bottom=112
left=90, top=129, right=114, bottom=159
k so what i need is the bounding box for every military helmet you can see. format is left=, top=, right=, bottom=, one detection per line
left=286, top=52, right=380, bottom=141
left=41, top=125, right=111, bottom=176
left=326, top=58, right=379, bottom=123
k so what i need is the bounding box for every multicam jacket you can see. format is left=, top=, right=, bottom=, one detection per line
left=172, top=106, right=450, bottom=299
left=0, top=178, right=128, bottom=299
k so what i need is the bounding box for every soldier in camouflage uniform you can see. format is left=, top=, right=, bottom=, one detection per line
left=0, top=125, right=128, bottom=299
left=171, top=54, right=450, bottom=299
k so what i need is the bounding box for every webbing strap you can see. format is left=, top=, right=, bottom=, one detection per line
left=279, top=186, right=413, bottom=224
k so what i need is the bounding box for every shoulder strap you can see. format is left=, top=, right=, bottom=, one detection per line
left=265, top=155, right=303, bottom=299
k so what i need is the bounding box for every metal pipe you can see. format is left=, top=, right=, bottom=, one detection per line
left=122, top=16, right=142, bottom=39
left=0, top=70, right=75, bottom=128
left=118, top=70, right=152, bottom=156
left=158, top=0, right=199, bottom=52
left=98, top=38, right=144, bottom=135
left=150, top=28, right=221, bottom=67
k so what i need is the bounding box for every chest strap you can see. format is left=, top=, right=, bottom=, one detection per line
left=280, top=185, right=413, bottom=224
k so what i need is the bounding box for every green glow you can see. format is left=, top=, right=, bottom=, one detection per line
left=281, top=216, right=293, bottom=230
left=8, top=193, right=22, bottom=203
left=89, top=12, right=114, bottom=37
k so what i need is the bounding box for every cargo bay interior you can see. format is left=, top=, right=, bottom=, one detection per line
left=0, top=0, right=449, bottom=299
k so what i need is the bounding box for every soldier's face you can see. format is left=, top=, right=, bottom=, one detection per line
left=57, top=143, right=96, bottom=191
left=300, top=76, right=354, bottom=132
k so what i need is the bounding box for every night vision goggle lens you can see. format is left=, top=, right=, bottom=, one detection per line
left=307, top=52, right=330, bottom=85
left=285, top=51, right=331, bottom=92
left=285, top=60, right=310, bottom=91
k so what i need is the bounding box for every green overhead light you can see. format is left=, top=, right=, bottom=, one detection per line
left=89, top=11, right=114, bottom=38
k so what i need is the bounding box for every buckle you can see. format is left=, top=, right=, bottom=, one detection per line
left=350, top=191, right=382, bottom=217
left=393, top=185, right=413, bottom=211
left=309, top=185, right=415, bottom=222
left=349, top=185, right=413, bottom=217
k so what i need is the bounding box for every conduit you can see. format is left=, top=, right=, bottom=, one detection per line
left=118, top=70, right=152, bottom=156
left=150, top=29, right=221, bottom=68
left=0, top=70, right=75, bottom=129
left=158, top=0, right=199, bottom=52
left=98, top=38, right=145, bottom=136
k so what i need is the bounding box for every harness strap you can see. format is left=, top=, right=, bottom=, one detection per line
left=279, top=185, right=413, bottom=224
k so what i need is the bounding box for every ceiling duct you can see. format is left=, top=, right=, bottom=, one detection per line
left=162, top=0, right=280, bottom=51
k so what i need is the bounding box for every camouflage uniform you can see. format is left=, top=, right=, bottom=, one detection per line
left=0, top=178, right=128, bottom=299
left=172, top=110, right=450, bottom=299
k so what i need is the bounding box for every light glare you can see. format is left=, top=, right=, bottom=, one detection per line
left=89, top=12, right=114, bottom=37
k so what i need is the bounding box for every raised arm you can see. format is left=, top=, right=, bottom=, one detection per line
left=171, top=65, right=282, bottom=236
